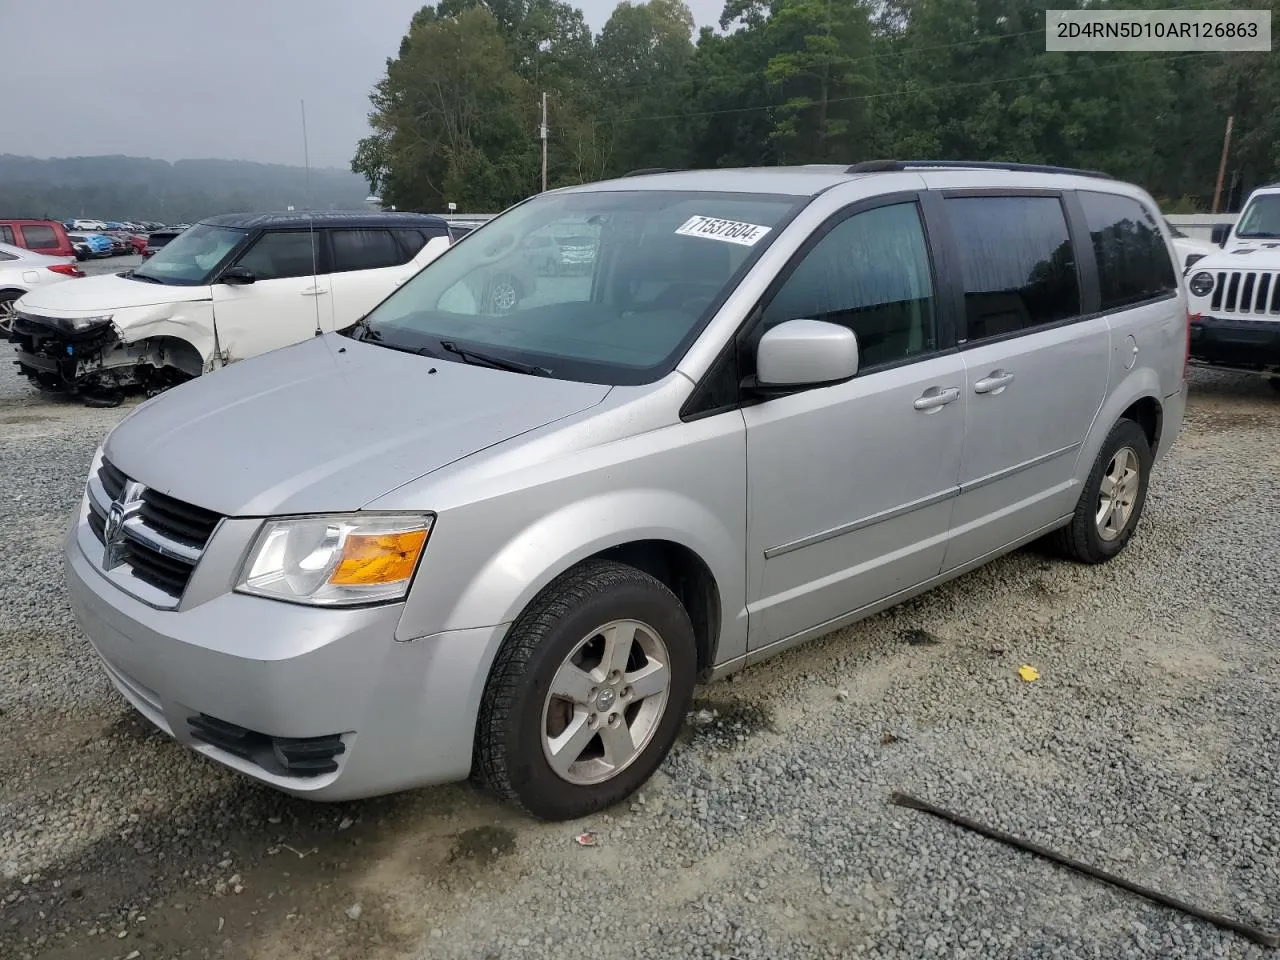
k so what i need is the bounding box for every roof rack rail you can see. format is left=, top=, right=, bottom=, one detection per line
left=620, top=167, right=681, bottom=178
left=846, top=159, right=1115, bottom=180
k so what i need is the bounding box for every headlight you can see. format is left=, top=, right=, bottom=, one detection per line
left=44, top=314, right=114, bottom=335
left=236, top=513, right=433, bottom=606
left=1188, top=271, right=1215, bottom=298
left=87, top=443, right=105, bottom=481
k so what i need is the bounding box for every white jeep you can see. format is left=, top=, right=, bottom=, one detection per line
left=1185, top=184, right=1280, bottom=392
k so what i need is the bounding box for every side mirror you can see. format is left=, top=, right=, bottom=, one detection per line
left=1210, top=223, right=1230, bottom=247
left=220, top=265, right=256, bottom=285
left=752, top=318, right=859, bottom=394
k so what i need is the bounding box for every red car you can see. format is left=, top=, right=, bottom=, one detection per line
left=0, top=219, right=77, bottom=260
left=106, top=231, right=148, bottom=255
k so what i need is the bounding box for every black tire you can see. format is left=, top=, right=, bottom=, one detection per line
left=1268, top=377, right=1280, bottom=393
left=475, top=558, right=697, bottom=821
left=1050, top=418, right=1152, bottom=564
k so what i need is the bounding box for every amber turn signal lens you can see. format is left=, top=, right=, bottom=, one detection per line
left=330, top=529, right=429, bottom=586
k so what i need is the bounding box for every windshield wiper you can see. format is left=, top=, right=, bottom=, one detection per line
left=341, top=315, right=379, bottom=340
left=128, top=273, right=164, bottom=284
left=439, top=340, right=551, bottom=377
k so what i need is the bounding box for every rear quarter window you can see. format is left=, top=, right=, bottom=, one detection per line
left=330, top=229, right=405, bottom=272
left=1079, top=192, right=1177, bottom=310
left=393, top=229, right=428, bottom=256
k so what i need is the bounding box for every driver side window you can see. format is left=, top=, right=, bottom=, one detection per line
left=763, top=202, right=937, bottom=370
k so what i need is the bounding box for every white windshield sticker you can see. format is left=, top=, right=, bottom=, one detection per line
left=674, top=215, right=771, bottom=247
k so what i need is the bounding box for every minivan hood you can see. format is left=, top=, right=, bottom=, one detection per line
left=17, top=272, right=205, bottom=315
left=103, top=335, right=612, bottom=516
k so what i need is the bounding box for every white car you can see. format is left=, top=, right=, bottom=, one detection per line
left=1165, top=219, right=1214, bottom=274
left=1184, top=184, right=1280, bottom=390
left=68, top=219, right=108, bottom=232
left=10, top=211, right=453, bottom=404
left=0, top=242, right=84, bottom=332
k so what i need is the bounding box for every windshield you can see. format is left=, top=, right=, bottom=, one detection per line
left=1235, top=194, right=1280, bottom=239
left=133, top=223, right=245, bottom=285
left=348, top=189, right=802, bottom=384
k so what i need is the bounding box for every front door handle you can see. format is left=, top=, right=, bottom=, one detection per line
left=300, top=287, right=328, bottom=297
left=974, top=370, right=1015, bottom=394
left=913, top=386, right=960, bottom=412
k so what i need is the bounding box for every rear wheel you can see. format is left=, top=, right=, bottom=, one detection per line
left=1051, top=419, right=1152, bottom=564
left=475, top=559, right=696, bottom=821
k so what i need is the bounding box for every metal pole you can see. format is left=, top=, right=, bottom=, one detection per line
left=1212, top=115, right=1234, bottom=214
left=540, top=92, right=548, bottom=193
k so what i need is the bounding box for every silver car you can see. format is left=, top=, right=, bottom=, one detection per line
left=65, top=161, right=1189, bottom=821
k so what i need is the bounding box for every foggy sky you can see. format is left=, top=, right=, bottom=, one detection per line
left=2, top=0, right=723, bottom=170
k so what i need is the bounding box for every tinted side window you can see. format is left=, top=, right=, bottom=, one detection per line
left=234, top=231, right=320, bottom=281
left=393, top=229, right=426, bottom=257
left=331, top=229, right=404, bottom=272
left=0, top=226, right=15, bottom=245
left=22, top=224, right=58, bottom=249
left=762, top=202, right=937, bottom=369
left=946, top=196, right=1080, bottom=341
left=1080, top=192, right=1177, bottom=310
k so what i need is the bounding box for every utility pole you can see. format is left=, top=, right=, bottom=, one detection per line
left=540, top=91, right=548, bottom=193
left=1212, top=115, right=1234, bottom=214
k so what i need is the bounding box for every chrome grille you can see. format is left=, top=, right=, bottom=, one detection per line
left=1209, top=270, right=1280, bottom=315
left=86, top=459, right=223, bottom=605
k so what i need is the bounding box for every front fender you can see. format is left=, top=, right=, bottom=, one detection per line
left=114, top=302, right=217, bottom=369
left=397, top=489, right=747, bottom=664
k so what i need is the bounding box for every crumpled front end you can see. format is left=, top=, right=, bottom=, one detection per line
left=8, top=308, right=205, bottom=404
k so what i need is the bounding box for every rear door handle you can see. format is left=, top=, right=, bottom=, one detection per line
left=974, top=371, right=1015, bottom=394
left=300, top=287, right=328, bottom=296
left=913, top=386, right=960, bottom=412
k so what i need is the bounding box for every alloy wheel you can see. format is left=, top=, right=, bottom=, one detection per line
left=540, top=619, right=672, bottom=786
left=1096, top=446, right=1140, bottom=542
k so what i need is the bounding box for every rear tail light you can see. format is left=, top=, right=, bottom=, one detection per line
left=48, top=264, right=85, bottom=278
left=1184, top=311, right=1197, bottom=380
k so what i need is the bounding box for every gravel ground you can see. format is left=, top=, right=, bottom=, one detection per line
left=1, top=355, right=1277, bottom=960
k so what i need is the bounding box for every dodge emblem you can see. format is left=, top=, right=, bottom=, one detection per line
left=103, top=480, right=145, bottom=570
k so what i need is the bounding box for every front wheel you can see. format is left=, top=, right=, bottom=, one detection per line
left=0, top=292, right=19, bottom=335
left=1050, top=418, right=1152, bottom=564
left=475, top=559, right=697, bottom=821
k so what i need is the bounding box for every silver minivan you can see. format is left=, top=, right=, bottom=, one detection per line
left=65, top=161, right=1190, bottom=821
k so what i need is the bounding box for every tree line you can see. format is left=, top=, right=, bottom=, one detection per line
left=352, top=0, right=1279, bottom=215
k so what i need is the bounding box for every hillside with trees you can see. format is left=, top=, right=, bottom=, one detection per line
left=0, top=155, right=371, bottom=222
left=353, top=0, right=1280, bottom=215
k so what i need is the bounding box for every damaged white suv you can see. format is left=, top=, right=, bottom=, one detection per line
left=7, top=211, right=453, bottom=405
left=1186, top=184, right=1280, bottom=391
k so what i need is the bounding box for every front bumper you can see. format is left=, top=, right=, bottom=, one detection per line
left=1189, top=314, right=1280, bottom=368
left=64, top=513, right=509, bottom=801
left=8, top=312, right=115, bottom=391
